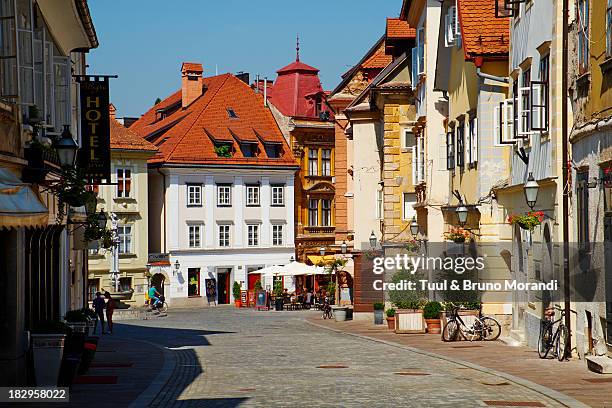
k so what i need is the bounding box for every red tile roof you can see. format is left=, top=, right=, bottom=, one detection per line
left=458, top=0, right=509, bottom=60
left=386, top=18, right=416, bottom=40
left=362, top=41, right=393, bottom=69
left=130, top=73, right=297, bottom=168
left=109, top=106, right=157, bottom=152
left=268, top=58, right=334, bottom=119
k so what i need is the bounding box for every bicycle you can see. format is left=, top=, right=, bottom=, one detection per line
left=537, top=306, right=569, bottom=361
left=144, top=295, right=168, bottom=317
left=321, top=297, right=333, bottom=319
left=442, top=305, right=501, bottom=342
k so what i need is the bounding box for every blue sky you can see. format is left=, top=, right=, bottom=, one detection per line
left=87, top=0, right=400, bottom=118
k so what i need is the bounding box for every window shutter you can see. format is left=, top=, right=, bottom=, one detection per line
left=439, top=134, right=448, bottom=171
left=518, top=86, right=531, bottom=137
left=444, top=13, right=453, bottom=47
left=411, top=47, right=418, bottom=89
left=496, top=100, right=518, bottom=146
left=411, top=145, right=417, bottom=185
left=530, top=81, right=548, bottom=132
left=472, top=117, right=478, bottom=163
left=449, top=6, right=457, bottom=40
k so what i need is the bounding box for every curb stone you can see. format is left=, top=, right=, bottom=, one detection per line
left=127, top=338, right=177, bottom=408
left=306, top=320, right=589, bottom=408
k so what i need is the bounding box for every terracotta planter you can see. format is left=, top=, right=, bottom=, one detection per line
left=234, top=300, right=242, bottom=308
left=386, top=316, right=395, bottom=330
left=425, top=318, right=441, bottom=334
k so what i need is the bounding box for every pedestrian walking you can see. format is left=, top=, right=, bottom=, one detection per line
left=92, top=292, right=105, bottom=335
left=104, top=291, right=115, bottom=334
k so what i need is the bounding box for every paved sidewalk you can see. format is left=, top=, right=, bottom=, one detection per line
left=66, top=333, right=166, bottom=407
left=307, top=316, right=612, bottom=408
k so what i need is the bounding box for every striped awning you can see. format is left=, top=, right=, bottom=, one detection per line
left=0, top=167, right=48, bottom=229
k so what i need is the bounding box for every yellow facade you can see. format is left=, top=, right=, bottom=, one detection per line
left=88, top=149, right=153, bottom=306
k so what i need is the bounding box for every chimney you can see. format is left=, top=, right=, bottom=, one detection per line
left=181, top=62, right=204, bottom=108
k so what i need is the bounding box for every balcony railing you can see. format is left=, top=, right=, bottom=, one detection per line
left=303, top=226, right=336, bottom=235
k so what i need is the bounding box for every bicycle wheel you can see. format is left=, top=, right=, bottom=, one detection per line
left=159, top=302, right=168, bottom=314
left=556, top=324, right=569, bottom=361
left=538, top=324, right=552, bottom=359
left=480, top=317, right=502, bottom=341
left=442, top=319, right=459, bottom=342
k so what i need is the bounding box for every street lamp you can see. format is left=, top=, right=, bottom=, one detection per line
left=340, top=241, right=347, bottom=254
left=290, top=256, right=295, bottom=263
left=174, top=259, right=180, bottom=276
left=456, top=204, right=469, bottom=227
left=409, top=216, right=419, bottom=237
left=524, top=172, right=539, bottom=210
left=54, top=125, right=78, bottom=168
left=319, top=247, right=326, bottom=256
left=97, top=210, right=107, bottom=229
left=369, top=231, right=377, bottom=249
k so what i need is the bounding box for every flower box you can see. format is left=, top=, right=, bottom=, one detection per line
left=394, top=309, right=425, bottom=334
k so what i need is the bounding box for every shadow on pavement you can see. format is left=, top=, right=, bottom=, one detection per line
left=166, top=397, right=251, bottom=407
left=113, top=321, right=235, bottom=348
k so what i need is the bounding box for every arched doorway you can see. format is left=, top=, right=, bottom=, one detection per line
left=151, top=273, right=166, bottom=296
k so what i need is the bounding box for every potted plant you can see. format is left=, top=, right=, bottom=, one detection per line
left=389, top=269, right=427, bottom=333
left=423, top=301, right=443, bottom=334
left=254, top=279, right=263, bottom=291
left=31, top=321, right=71, bottom=386
left=507, top=211, right=545, bottom=231
left=444, top=226, right=470, bottom=243
left=373, top=302, right=385, bottom=325
left=232, top=281, right=242, bottom=307
left=273, top=280, right=284, bottom=311
left=385, top=308, right=396, bottom=330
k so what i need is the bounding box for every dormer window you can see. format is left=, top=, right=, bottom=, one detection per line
left=214, top=143, right=233, bottom=158
left=264, top=143, right=281, bottom=159
left=240, top=142, right=258, bottom=158
left=227, top=108, right=238, bottom=119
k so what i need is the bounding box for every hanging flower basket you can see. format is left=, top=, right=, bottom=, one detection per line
left=507, top=211, right=544, bottom=231
left=443, top=227, right=470, bottom=243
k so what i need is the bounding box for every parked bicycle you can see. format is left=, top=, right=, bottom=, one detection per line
left=537, top=306, right=569, bottom=361
left=442, top=305, right=501, bottom=342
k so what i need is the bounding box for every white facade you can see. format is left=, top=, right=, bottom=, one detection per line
left=149, top=167, right=296, bottom=306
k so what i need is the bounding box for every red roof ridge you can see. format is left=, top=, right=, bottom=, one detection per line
left=165, top=74, right=232, bottom=161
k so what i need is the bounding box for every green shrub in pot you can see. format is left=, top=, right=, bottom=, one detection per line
left=423, top=301, right=443, bottom=319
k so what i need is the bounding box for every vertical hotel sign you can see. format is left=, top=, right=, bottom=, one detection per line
left=77, top=76, right=112, bottom=182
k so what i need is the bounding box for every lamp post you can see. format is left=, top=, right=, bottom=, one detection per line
left=524, top=172, right=540, bottom=210
left=97, top=210, right=107, bottom=229
left=174, top=259, right=180, bottom=276
left=54, top=125, right=78, bottom=168
left=369, top=231, right=377, bottom=249
left=319, top=247, right=326, bottom=257
left=340, top=241, right=347, bottom=254
left=456, top=204, right=469, bottom=227
left=409, top=217, right=419, bottom=237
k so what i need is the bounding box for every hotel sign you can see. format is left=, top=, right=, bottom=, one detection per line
left=77, top=76, right=112, bottom=182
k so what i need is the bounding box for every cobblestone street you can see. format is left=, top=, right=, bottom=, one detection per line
left=103, top=308, right=587, bottom=407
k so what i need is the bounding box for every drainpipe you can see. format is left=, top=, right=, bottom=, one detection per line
left=562, top=0, right=571, bottom=356
left=157, top=168, right=167, bottom=253
left=474, top=56, right=509, bottom=84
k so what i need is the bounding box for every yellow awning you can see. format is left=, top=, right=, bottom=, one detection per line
left=0, top=167, right=48, bottom=229
left=307, top=255, right=336, bottom=266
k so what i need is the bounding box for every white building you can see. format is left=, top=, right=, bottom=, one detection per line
left=131, top=63, right=298, bottom=307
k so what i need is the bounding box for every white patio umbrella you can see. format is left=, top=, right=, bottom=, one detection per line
left=279, top=261, right=326, bottom=276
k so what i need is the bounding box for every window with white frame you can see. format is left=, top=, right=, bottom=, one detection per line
left=247, top=224, right=259, bottom=246
left=272, top=225, right=283, bottom=246
left=403, top=193, right=417, bottom=220
left=495, top=98, right=518, bottom=145
left=217, top=185, right=232, bottom=206
left=308, top=199, right=318, bottom=226
left=444, top=3, right=460, bottom=48
left=188, top=224, right=202, bottom=248
left=467, top=116, right=478, bottom=165
left=246, top=185, right=260, bottom=206
left=116, top=169, right=132, bottom=198
left=117, top=225, right=133, bottom=254
left=417, top=134, right=425, bottom=182
left=531, top=54, right=549, bottom=132
left=321, top=199, right=332, bottom=226
left=403, top=130, right=415, bottom=149
left=607, top=0, right=612, bottom=57
left=1, top=0, right=71, bottom=130
left=577, top=0, right=590, bottom=74
left=321, top=149, right=332, bottom=176
left=456, top=120, right=465, bottom=168
left=271, top=185, right=284, bottom=206
left=518, top=68, right=531, bottom=137
left=187, top=184, right=202, bottom=206
left=446, top=129, right=455, bottom=170
left=218, top=224, right=230, bottom=247
left=411, top=25, right=425, bottom=89
left=308, top=148, right=318, bottom=176
left=376, top=189, right=383, bottom=219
